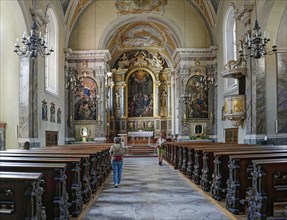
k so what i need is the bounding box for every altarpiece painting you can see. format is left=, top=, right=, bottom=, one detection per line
left=74, top=77, right=98, bottom=120
left=186, top=76, right=208, bottom=118
left=128, top=70, right=153, bottom=117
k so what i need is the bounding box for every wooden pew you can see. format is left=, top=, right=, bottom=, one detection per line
left=211, top=147, right=287, bottom=202
left=225, top=153, right=287, bottom=215
left=163, top=142, right=220, bottom=171
left=0, top=162, right=69, bottom=220
left=5, top=145, right=111, bottom=195
left=200, top=145, right=286, bottom=192
left=192, top=144, right=254, bottom=185
left=0, top=171, right=44, bottom=220
left=0, top=156, right=83, bottom=217
left=0, top=152, right=92, bottom=204
left=247, top=158, right=287, bottom=220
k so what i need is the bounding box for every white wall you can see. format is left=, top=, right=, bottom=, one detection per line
left=0, top=1, right=26, bottom=148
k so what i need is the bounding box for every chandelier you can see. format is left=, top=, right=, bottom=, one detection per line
left=239, top=0, right=277, bottom=59
left=14, top=19, right=54, bottom=59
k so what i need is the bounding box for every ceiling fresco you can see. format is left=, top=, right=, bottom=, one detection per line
left=117, top=22, right=166, bottom=49
left=106, top=21, right=178, bottom=67
left=115, top=0, right=167, bottom=15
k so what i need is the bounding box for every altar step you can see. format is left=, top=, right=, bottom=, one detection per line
left=126, top=145, right=157, bottom=157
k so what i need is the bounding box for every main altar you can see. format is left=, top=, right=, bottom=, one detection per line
left=127, top=131, right=154, bottom=145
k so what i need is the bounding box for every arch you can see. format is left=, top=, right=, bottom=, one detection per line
left=45, top=7, right=59, bottom=95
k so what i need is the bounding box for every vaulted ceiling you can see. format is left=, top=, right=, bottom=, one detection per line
left=63, top=0, right=220, bottom=67
left=61, top=0, right=220, bottom=39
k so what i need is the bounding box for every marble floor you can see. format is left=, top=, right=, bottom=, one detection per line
left=80, top=158, right=235, bottom=220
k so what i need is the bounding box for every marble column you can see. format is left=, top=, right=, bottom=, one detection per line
left=167, top=84, right=171, bottom=116
left=0, top=123, right=7, bottom=150
left=155, top=82, right=160, bottom=116
left=120, top=83, right=126, bottom=117
left=19, top=57, right=39, bottom=147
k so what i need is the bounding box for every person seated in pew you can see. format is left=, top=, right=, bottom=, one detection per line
left=22, top=141, right=30, bottom=150
left=109, top=137, right=128, bottom=188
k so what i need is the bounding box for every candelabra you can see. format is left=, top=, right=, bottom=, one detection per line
left=66, top=67, right=83, bottom=91
left=239, top=1, right=277, bottom=59
left=14, top=20, right=54, bottom=59
left=197, top=75, right=215, bottom=90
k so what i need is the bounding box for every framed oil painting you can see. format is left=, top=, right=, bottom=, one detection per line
left=127, top=70, right=153, bottom=117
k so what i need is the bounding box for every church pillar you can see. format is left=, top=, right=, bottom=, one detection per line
left=120, top=83, right=126, bottom=117
left=155, top=81, right=160, bottom=116
left=167, top=84, right=171, bottom=116
left=19, top=57, right=39, bottom=148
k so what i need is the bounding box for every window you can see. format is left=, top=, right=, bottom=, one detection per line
left=223, top=6, right=237, bottom=92
left=45, top=7, right=58, bottom=95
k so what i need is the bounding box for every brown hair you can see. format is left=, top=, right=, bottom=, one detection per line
left=23, top=141, right=30, bottom=150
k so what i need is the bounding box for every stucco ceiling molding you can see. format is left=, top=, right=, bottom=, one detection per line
left=173, top=46, right=217, bottom=70
left=66, top=49, right=111, bottom=62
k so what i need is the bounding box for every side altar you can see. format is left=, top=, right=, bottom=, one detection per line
left=128, top=131, right=154, bottom=145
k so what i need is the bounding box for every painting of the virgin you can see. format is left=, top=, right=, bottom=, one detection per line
left=74, top=78, right=98, bottom=120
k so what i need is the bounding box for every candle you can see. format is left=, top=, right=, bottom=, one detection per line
left=184, top=114, right=187, bottom=119
left=273, top=38, right=276, bottom=46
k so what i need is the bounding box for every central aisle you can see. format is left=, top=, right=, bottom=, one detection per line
left=81, top=158, right=233, bottom=220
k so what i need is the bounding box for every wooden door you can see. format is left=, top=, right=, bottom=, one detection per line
left=45, top=131, right=58, bottom=147
left=225, top=128, right=238, bottom=144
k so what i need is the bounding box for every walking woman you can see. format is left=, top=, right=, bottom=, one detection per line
left=156, top=134, right=166, bottom=165
left=109, top=137, right=128, bottom=188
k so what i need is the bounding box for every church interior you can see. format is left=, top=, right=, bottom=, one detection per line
left=0, top=0, right=286, bottom=219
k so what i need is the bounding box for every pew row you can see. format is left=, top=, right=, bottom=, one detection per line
left=0, top=162, right=68, bottom=220
left=0, top=152, right=92, bottom=204
left=0, top=156, right=83, bottom=217
left=0, top=143, right=112, bottom=219
left=163, top=142, right=287, bottom=219
left=225, top=152, right=287, bottom=214
left=247, top=159, right=287, bottom=220
left=0, top=171, right=44, bottom=220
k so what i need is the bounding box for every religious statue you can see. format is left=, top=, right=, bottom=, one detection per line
left=160, top=90, right=167, bottom=107
left=118, top=53, right=129, bottom=69
left=115, top=91, right=121, bottom=108
left=42, top=99, right=47, bottom=121
left=50, top=102, right=55, bottom=122
left=57, top=108, right=61, bottom=124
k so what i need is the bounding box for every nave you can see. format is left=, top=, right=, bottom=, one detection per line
left=80, top=157, right=235, bottom=220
